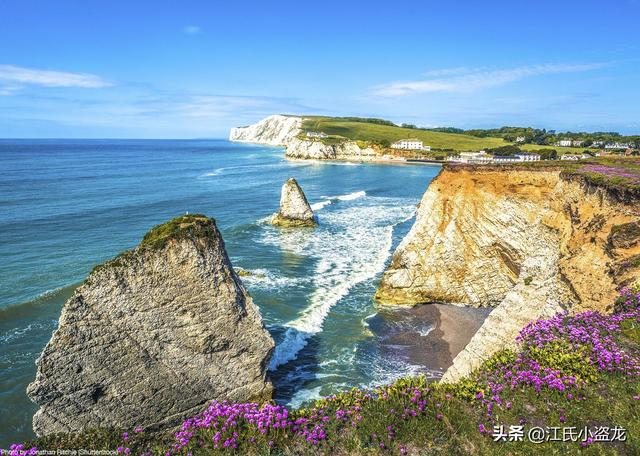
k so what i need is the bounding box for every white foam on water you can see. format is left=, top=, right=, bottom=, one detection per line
left=310, top=200, right=332, bottom=211
left=335, top=190, right=366, bottom=201
left=0, top=320, right=56, bottom=344
left=288, top=385, right=323, bottom=409
left=310, top=190, right=367, bottom=211
left=240, top=268, right=309, bottom=290
left=203, top=168, right=225, bottom=177
left=263, top=197, right=416, bottom=370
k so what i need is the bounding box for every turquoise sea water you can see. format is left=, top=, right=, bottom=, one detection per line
left=0, top=139, right=464, bottom=446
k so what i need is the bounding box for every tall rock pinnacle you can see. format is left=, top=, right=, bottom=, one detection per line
left=271, top=178, right=317, bottom=227
left=27, top=214, right=275, bottom=436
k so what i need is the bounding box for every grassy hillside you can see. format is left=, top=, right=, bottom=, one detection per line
left=301, top=117, right=507, bottom=151
left=299, top=117, right=577, bottom=154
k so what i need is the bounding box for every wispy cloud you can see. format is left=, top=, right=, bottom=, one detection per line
left=372, top=63, right=606, bottom=97
left=183, top=25, right=202, bottom=35
left=0, top=65, right=112, bottom=90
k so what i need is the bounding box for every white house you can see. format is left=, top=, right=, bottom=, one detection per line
left=561, top=155, right=581, bottom=161
left=516, top=153, right=541, bottom=162
left=449, top=151, right=492, bottom=164
left=572, top=140, right=584, bottom=147
left=605, top=142, right=630, bottom=149
left=515, top=136, right=526, bottom=143
left=391, top=139, right=429, bottom=151
left=493, top=155, right=521, bottom=163
left=555, top=139, right=573, bottom=147
left=450, top=151, right=541, bottom=164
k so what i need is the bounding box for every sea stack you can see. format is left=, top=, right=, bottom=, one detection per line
left=271, top=178, right=317, bottom=227
left=27, top=214, right=275, bottom=436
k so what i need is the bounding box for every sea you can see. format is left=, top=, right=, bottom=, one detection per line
left=0, top=139, right=488, bottom=446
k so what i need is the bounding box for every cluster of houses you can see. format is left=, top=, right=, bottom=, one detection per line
left=390, top=139, right=431, bottom=151
left=554, top=139, right=633, bottom=149
left=448, top=151, right=541, bottom=164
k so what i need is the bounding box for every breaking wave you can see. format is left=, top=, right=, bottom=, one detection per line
left=263, top=197, right=415, bottom=370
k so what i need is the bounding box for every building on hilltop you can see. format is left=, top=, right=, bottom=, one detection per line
left=605, top=142, right=630, bottom=150
left=449, top=151, right=540, bottom=164
left=449, top=151, right=493, bottom=164
left=516, top=153, right=541, bottom=162
left=493, top=155, right=521, bottom=163
left=555, top=139, right=573, bottom=147
left=391, top=139, right=430, bottom=151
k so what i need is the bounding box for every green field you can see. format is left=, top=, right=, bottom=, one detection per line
left=300, top=116, right=579, bottom=154
left=301, top=117, right=507, bottom=151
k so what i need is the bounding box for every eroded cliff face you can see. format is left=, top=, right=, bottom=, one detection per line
left=28, top=215, right=275, bottom=436
left=229, top=115, right=302, bottom=145
left=376, top=167, right=640, bottom=382
left=229, top=116, right=382, bottom=161
left=285, top=138, right=378, bottom=161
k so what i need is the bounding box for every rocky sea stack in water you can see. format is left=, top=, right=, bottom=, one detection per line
left=271, top=178, right=317, bottom=227
left=27, top=214, right=275, bottom=436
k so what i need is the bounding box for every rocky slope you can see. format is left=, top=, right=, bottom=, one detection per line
left=229, top=115, right=381, bottom=161
left=27, top=215, right=275, bottom=436
left=229, top=115, right=302, bottom=146
left=271, top=178, right=317, bottom=227
left=376, top=166, right=640, bottom=382
left=285, top=137, right=378, bottom=161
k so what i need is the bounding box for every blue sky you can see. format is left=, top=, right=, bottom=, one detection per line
left=0, top=0, right=639, bottom=138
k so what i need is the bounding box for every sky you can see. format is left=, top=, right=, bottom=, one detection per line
left=0, top=0, right=639, bottom=138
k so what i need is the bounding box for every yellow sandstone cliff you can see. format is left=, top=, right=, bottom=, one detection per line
left=376, top=166, right=640, bottom=382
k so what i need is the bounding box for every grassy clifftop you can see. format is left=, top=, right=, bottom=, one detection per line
left=301, top=117, right=508, bottom=152
left=299, top=117, right=577, bottom=154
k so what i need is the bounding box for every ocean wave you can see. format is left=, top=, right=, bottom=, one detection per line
left=287, top=385, right=323, bottom=409
left=309, top=190, right=367, bottom=212
left=203, top=168, right=225, bottom=177
left=335, top=190, right=366, bottom=201
left=310, top=200, right=332, bottom=211
left=265, top=201, right=415, bottom=370
left=240, top=268, right=309, bottom=290
left=0, top=320, right=57, bottom=344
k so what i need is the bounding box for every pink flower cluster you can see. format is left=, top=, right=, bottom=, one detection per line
left=580, top=164, right=640, bottom=184
left=170, top=400, right=335, bottom=453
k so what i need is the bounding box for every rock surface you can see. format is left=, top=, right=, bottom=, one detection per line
left=271, top=178, right=317, bottom=227
left=27, top=215, right=275, bottom=436
left=376, top=166, right=640, bottom=382
left=229, top=115, right=302, bottom=146
left=285, top=138, right=378, bottom=161
left=229, top=115, right=382, bottom=161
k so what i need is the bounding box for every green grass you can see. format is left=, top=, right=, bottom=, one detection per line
left=21, top=307, right=640, bottom=455
left=89, top=214, right=216, bottom=277
left=299, top=117, right=584, bottom=155
left=301, top=117, right=509, bottom=152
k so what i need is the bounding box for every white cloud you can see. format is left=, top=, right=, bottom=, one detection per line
left=183, top=25, right=202, bottom=35
left=0, top=65, right=112, bottom=89
left=373, top=63, right=606, bottom=97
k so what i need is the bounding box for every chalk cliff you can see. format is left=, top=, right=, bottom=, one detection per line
left=229, top=115, right=381, bottom=161
left=271, top=178, right=317, bottom=227
left=229, top=115, right=302, bottom=146
left=27, top=215, right=275, bottom=436
left=376, top=166, right=640, bottom=382
left=285, top=138, right=378, bottom=161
